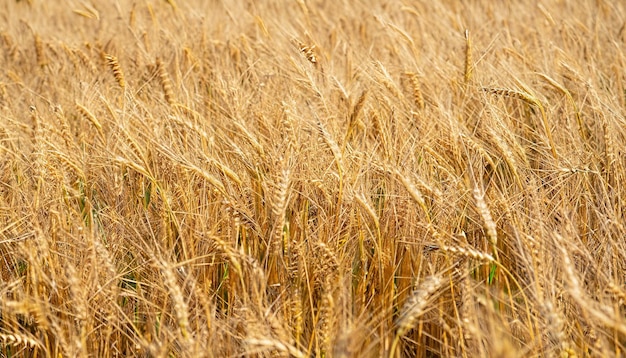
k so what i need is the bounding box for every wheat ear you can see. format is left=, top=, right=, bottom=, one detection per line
left=346, top=90, right=367, bottom=141
left=484, top=87, right=557, bottom=159
left=473, top=187, right=498, bottom=259
left=156, top=57, right=176, bottom=106
left=405, top=71, right=425, bottom=110
left=294, top=38, right=317, bottom=64
left=464, top=30, right=473, bottom=85
left=536, top=72, right=585, bottom=142
left=105, top=54, right=126, bottom=88
left=0, top=333, right=41, bottom=348
left=34, top=33, right=47, bottom=67
left=390, top=274, right=444, bottom=358
left=271, top=166, right=291, bottom=255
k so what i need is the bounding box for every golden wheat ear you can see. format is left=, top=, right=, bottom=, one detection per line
left=156, top=57, right=176, bottom=106
left=33, top=33, right=47, bottom=67
left=405, top=71, right=425, bottom=110
left=105, top=54, right=126, bottom=88
left=464, top=29, right=473, bottom=85
left=293, top=38, right=317, bottom=64
left=390, top=274, right=444, bottom=358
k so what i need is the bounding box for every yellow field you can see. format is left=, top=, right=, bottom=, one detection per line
left=1, top=0, right=625, bottom=356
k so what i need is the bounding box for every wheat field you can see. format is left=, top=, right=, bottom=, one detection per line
left=1, top=0, right=625, bottom=357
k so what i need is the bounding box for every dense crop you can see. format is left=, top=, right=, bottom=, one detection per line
left=1, top=1, right=625, bottom=356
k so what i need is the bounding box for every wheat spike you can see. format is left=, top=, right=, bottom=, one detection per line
left=281, top=101, right=297, bottom=149
left=73, top=48, right=97, bottom=73
left=405, top=71, right=425, bottom=110
left=315, top=117, right=343, bottom=175
left=105, top=54, right=126, bottom=88
left=464, top=29, right=473, bottom=85
left=165, top=0, right=179, bottom=11
left=484, top=87, right=535, bottom=105
left=391, top=274, right=444, bottom=358
left=318, top=278, right=335, bottom=355
left=537, top=72, right=586, bottom=141
left=440, top=244, right=494, bottom=263
left=208, top=158, right=242, bottom=186
left=294, top=38, right=317, bottom=64
left=473, top=187, right=498, bottom=256
left=377, top=61, right=404, bottom=99
left=484, top=86, right=557, bottom=158
left=129, top=4, right=136, bottom=29
left=395, top=171, right=431, bottom=222
left=272, top=166, right=291, bottom=255
left=156, top=57, right=176, bottom=106
left=34, top=33, right=47, bottom=67
left=346, top=90, right=367, bottom=141
left=75, top=102, right=105, bottom=140
left=160, top=261, right=191, bottom=344
left=181, top=163, right=226, bottom=195
left=246, top=337, right=306, bottom=358
left=370, top=108, right=389, bottom=158
left=0, top=333, right=41, bottom=348
left=354, top=192, right=380, bottom=231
